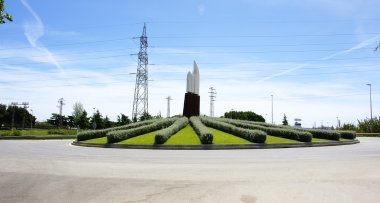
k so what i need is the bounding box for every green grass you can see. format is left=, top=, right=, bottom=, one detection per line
left=312, top=137, right=334, bottom=142
left=83, top=136, right=108, bottom=143
left=117, top=130, right=158, bottom=144
left=165, top=125, right=201, bottom=144
left=0, top=128, right=81, bottom=136
left=340, top=138, right=354, bottom=141
left=266, top=135, right=299, bottom=143
left=208, top=128, right=252, bottom=144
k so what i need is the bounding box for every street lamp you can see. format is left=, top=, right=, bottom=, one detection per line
left=366, top=84, right=373, bottom=132
left=271, top=95, right=274, bottom=124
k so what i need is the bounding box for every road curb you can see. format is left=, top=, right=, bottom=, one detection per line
left=0, top=135, right=76, bottom=140
left=72, top=139, right=360, bottom=150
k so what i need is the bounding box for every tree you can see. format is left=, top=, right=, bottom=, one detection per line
left=139, top=112, right=152, bottom=121
left=375, top=43, right=380, bottom=52
left=223, top=110, right=265, bottom=122
left=0, top=0, right=12, bottom=24
left=3, top=105, right=35, bottom=129
left=47, top=113, right=68, bottom=127
left=282, top=114, right=289, bottom=126
left=72, top=102, right=87, bottom=128
left=77, top=110, right=90, bottom=129
left=117, top=113, right=131, bottom=126
left=103, top=116, right=113, bottom=128
left=90, top=110, right=104, bottom=129
left=0, top=104, right=6, bottom=128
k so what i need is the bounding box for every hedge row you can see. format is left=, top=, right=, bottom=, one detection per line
left=200, top=117, right=266, bottom=143
left=241, top=119, right=356, bottom=140
left=77, top=119, right=157, bottom=141
left=190, top=117, right=214, bottom=144
left=155, top=117, right=189, bottom=144
left=297, top=128, right=340, bottom=141
left=338, top=130, right=356, bottom=139
left=218, top=118, right=312, bottom=142
left=107, top=118, right=177, bottom=143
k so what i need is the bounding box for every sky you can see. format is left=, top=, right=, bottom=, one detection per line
left=1, top=0, right=379, bottom=127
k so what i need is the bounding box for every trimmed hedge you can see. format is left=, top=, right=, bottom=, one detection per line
left=200, top=117, right=266, bottom=143
left=339, top=130, right=356, bottom=139
left=155, top=117, right=189, bottom=144
left=241, top=118, right=355, bottom=141
left=298, top=128, right=340, bottom=141
left=76, top=119, right=156, bottom=141
left=107, top=118, right=177, bottom=143
left=219, top=118, right=312, bottom=142
left=190, top=117, right=214, bottom=144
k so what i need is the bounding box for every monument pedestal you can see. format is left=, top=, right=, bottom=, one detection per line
left=183, top=92, right=200, bottom=118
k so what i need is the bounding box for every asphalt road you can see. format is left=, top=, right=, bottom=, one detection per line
left=0, top=138, right=379, bottom=203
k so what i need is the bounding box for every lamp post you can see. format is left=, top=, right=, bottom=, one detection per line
left=271, top=95, right=274, bottom=124
left=366, top=84, right=373, bottom=132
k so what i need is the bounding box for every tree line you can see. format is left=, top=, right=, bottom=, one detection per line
left=0, top=102, right=156, bottom=130
left=0, top=104, right=36, bottom=129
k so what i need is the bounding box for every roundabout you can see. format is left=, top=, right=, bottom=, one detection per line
left=73, top=116, right=359, bottom=150
left=0, top=138, right=379, bottom=202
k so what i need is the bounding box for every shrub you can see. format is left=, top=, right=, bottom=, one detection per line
left=0, top=131, right=11, bottom=136
left=77, top=119, right=156, bottom=141
left=339, top=131, right=356, bottom=139
left=11, top=129, right=22, bottom=136
left=298, top=128, right=340, bottom=141
left=47, top=129, right=74, bottom=135
left=155, top=117, right=189, bottom=144
left=218, top=118, right=312, bottom=142
left=107, top=118, right=177, bottom=143
left=189, top=117, right=214, bottom=144
left=200, top=117, right=266, bottom=143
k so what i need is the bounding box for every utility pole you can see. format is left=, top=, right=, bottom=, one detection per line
left=10, top=102, right=17, bottom=129
left=165, top=96, right=173, bottom=118
left=30, top=109, right=33, bottom=132
left=57, top=98, right=65, bottom=128
left=21, top=102, right=29, bottom=129
left=132, top=23, right=149, bottom=121
left=209, top=87, right=216, bottom=117
left=366, top=84, right=373, bottom=132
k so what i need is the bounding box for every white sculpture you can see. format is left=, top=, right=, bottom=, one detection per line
left=186, top=61, right=200, bottom=95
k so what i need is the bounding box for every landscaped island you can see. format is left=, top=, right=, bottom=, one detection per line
left=75, top=117, right=357, bottom=146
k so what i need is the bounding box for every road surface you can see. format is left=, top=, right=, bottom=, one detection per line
left=0, top=138, right=379, bottom=203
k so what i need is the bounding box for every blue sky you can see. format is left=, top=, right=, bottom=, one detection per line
left=1, top=0, right=379, bottom=127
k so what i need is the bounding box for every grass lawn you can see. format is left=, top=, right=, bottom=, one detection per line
left=83, top=136, right=107, bottom=143
left=165, top=125, right=201, bottom=144
left=117, top=131, right=158, bottom=144
left=208, top=127, right=252, bottom=144
left=0, top=128, right=80, bottom=136
left=340, top=138, right=353, bottom=141
left=266, top=135, right=299, bottom=143
left=312, top=137, right=333, bottom=142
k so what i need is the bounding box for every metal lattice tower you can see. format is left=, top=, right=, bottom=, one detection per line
left=132, top=23, right=149, bottom=121
left=209, top=87, right=216, bottom=117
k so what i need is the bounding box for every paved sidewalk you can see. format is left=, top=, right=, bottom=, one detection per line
left=0, top=138, right=379, bottom=202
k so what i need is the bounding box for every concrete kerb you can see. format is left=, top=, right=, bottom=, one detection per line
left=72, top=139, right=360, bottom=150
left=0, top=135, right=76, bottom=140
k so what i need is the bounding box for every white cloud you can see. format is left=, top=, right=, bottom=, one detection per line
left=21, top=0, right=66, bottom=75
